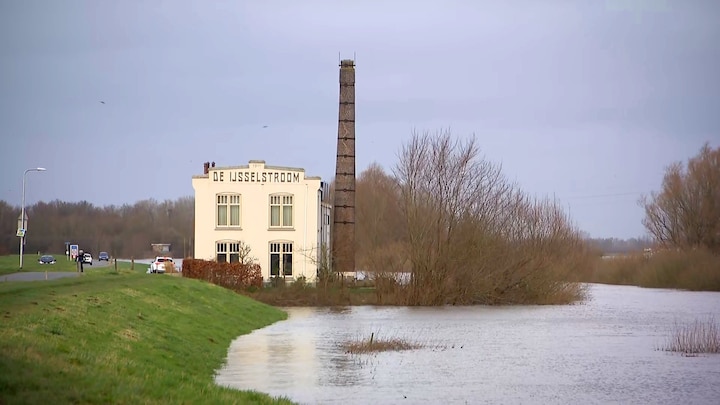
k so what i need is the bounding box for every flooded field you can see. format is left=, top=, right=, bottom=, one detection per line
left=216, top=284, right=720, bottom=404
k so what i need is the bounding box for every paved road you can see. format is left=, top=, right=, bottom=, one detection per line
left=1, top=259, right=112, bottom=282
left=1, top=258, right=183, bottom=282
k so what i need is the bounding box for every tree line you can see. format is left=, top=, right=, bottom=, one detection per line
left=2, top=134, right=715, bottom=299
left=0, top=197, right=194, bottom=258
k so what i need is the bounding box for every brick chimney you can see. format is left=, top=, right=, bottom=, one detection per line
left=332, top=59, right=356, bottom=275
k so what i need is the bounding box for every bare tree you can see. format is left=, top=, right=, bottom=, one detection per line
left=641, top=143, right=720, bottom=253
left=392, top=129, right=589, bottom=305
left=236, top=240, right=258, bottom=265
left=355, top=162, right=407, bottom=274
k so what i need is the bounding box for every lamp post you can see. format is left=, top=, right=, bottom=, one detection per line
left=19, top=167, right=46, bottom=269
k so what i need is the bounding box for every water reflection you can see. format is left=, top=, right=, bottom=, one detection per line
left=216, top=284, right=720, bottom=404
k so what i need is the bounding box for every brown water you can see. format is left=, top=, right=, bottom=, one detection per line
left=215, top=284, right=720, bottom=404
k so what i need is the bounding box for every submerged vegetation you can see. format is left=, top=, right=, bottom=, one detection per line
left=661, top=316, right=720, bottom=355
left=342, top=332, right=423, bottom=354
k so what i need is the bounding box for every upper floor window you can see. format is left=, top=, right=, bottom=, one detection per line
left=217, top=194, right=241, bottom=227
left=270, top=194, right=293, bottom=228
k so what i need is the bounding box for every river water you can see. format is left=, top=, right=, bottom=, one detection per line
left=215, top=284, right=720, bottom=404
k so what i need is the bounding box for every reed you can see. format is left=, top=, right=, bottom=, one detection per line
left=343, top=331, right=422, bottom=354
left=662, top=316, right=720, bottom=354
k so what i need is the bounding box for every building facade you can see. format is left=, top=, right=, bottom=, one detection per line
left=192, top=160, right=332, bottom=281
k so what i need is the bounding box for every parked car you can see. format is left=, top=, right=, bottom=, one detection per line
left=148, top=256, right=173, bottom=274
left=98, top=252, right=110, bottom=261
left=82, top=253, right=93, bottom=265
left=38, top=255, right=56, bottom=265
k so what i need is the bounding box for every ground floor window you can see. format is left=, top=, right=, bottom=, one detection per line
left=270, top=242, right=293, bottom=276
left=216, top=241, right=240, bottom=263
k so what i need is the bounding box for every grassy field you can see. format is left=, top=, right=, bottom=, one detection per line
left=0, top=260, right=294, bottom=404
left=0, top=253, right=79, bottom=276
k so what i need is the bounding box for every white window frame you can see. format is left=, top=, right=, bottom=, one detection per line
left=216, top=193, right=241, bottom=228
left=269, top=241, right=293, bottom=276
left=269, top=193, right=293, bottom=228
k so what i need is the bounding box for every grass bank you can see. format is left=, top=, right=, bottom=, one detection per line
left=0, top=261, right=293, bottom=404
left=582, top=249, right=720, bottom=291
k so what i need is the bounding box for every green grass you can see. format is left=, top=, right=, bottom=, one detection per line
left=0, top=253, right=79, bottom=276
left=0, top=260, right=294, bottom=404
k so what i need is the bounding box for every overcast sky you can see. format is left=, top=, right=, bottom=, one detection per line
left=1, top=0, right=718, bottom=239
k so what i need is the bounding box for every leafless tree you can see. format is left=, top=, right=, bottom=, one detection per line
left=641, top=143, right=720, bottom=253
left=391, top=129, right=589, bottom=305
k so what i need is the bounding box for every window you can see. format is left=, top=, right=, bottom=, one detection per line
left=217, top=194, right=241, bottom=227
left=216, top=242, right=227, bottom=262
left=270, top=242, right=293, bottom=276
left=270, top=194, right=293, bottom=228
left=216, top=241, right=241, bottom=263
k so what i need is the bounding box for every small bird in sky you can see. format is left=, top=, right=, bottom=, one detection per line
left=262, top=125, right=268, bottom=128
left=100, top=101, right=105, bottom=104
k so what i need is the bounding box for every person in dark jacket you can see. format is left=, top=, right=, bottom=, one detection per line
left=76, top=249, right=84, bottom=273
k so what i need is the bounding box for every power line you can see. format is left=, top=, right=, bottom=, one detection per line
left=565, top=191, right=647, bottom=200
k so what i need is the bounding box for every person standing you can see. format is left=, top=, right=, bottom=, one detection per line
left=76, top=249, right=84, bottom=273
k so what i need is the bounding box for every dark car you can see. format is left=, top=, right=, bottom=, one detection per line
left=38, top=255, right=56, bottom=264
left=99, top=252, right=110, bottom=261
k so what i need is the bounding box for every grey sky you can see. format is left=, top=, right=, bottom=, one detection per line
left=1, top=0, right=718, bottom=239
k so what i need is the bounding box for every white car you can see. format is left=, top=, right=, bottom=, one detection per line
left=148, top=256, right=174, bottom=274
left=82, top=253, right=93, bottom=265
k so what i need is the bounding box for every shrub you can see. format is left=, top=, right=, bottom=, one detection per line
left=182, top=259, right=263, bottom=290
left=584, top=249, right=720, bottom=291
left=291, top=276, right=307, bottom=289
left=164, top=261, right=177, bottom=274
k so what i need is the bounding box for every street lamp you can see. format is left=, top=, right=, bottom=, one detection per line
left=19, top=167, right=46, bottom=269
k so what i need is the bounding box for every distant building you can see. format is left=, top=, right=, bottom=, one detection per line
left=192, top=160, right=332, bottom=281
left=151, top=243, right=171, bottom=253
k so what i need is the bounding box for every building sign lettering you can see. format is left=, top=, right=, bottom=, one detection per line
left=212, top=170, right=301, bottom=183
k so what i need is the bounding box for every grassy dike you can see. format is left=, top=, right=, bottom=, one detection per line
left=0, top=263, right=295, bottom=404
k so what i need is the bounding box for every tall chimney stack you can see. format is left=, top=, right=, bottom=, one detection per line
left=332, top=59, right=356, bottom=275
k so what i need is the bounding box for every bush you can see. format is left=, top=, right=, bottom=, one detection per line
left=182, top=259, right=263, bottom=290
left=291, top=276, right=307, bottom=289
left=584, top=249, right=720, bottom=291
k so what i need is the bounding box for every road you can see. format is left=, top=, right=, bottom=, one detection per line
left=0, top=259, right=112, bottom=282
left=1, top=258, right=184, bottom=282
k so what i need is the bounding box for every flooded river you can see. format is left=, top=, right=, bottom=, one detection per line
left=216, top=284, right=720, bottom=404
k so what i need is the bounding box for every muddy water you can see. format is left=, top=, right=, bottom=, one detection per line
left=216, top=284, right=720, bottom=404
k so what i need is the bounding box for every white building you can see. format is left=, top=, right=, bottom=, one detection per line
left=192, top=160, right=332, bottom=281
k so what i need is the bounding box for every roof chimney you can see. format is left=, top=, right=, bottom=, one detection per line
left=203, top=162, right=210, bottom=174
